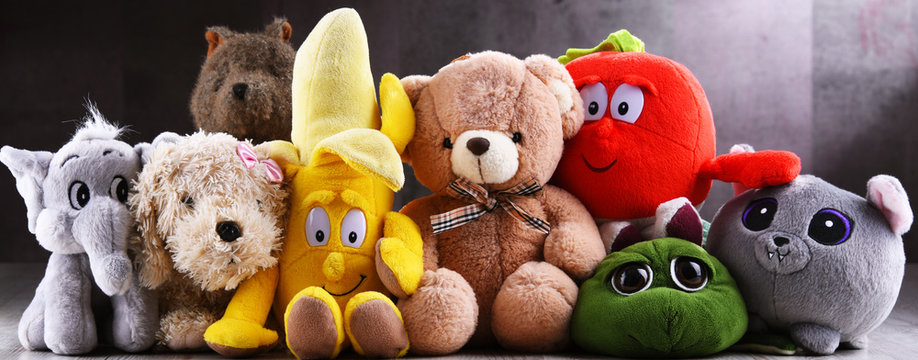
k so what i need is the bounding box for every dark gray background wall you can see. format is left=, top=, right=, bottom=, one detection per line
left=1, top=0, right=916, bottom=262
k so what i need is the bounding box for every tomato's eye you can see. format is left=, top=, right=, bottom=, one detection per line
left=579, top=83, right=608, bottom=122
left=609, top=83, right=644, bottom=124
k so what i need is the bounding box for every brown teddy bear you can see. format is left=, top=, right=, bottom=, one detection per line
left=130, top=131, right=287, bottom=351
left=190, top=19, right=294, bottom=144
left=387, top=51, right=606, bottom=354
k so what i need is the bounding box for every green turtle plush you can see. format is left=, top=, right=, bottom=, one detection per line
left=571, top=203, right=747, bottom=358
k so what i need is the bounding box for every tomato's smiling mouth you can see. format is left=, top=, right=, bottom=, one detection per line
left=323, top=275, right=366, bottom=297
left=582, top=154, right=617, bottom=173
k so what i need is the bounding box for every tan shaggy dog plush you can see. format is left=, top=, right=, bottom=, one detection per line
left=388, top=51, right=606, bottom=354
left=130, top=131, right=287, bottom=351
left=190, top=19, right=295, bottom=143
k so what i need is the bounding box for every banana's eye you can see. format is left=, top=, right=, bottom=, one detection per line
left=305, top=207, right=331, bottom=247
left=609, top=262, right=653, bottom=296
left=670, top=257, right=709, bottom=292
left=340, top=209, right=367, bottom=249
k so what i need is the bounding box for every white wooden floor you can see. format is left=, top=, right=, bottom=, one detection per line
left=1, top=263, right=917, bottom=360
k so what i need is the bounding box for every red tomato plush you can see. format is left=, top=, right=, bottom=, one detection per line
left=552, top=31, right=800, bottom=222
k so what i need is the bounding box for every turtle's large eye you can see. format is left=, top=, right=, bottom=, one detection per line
left=69, top=181, right=90, bottom=210
left=305, top=207, right=331, bottom=247
left=742, top=198, right=778, bottom=231
left=670, top=257, right=709, bottom=292
left=808, top=208, right=853, bottom=245
left=609, top=262, right=653, bottom=296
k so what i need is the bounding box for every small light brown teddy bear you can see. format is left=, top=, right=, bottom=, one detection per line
left=130, top=131, right=287, bottom=351
left=389, top=51, right=606, bottom=354
left=190, top=18, right=295, bottom=144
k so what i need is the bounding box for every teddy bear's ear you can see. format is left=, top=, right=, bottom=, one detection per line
left=205, top=26, right=233, bottom=57
left=867, top=175, right=913, bottom=236
left=400, top=75, right=431, bottom=107
left=523, top=54, right=583, bottom=140
left=265, top=17, right=292, bottom=43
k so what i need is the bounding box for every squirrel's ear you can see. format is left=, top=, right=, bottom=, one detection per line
left=265, top=18, right=292, bottom=43
left=205, top=26, right=232, bottom=57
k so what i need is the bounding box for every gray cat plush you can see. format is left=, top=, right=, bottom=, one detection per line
left=0, top=106, right=158, bottom=355
left=707, top=174, right=912, bottom=355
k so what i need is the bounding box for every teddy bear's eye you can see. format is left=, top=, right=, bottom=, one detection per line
left=512, top=132, right=522, bottom=143
left=442, top=137, right=453, bottom=149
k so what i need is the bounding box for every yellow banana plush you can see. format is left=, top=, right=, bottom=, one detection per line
left=203, top=8, right=423, bottom=359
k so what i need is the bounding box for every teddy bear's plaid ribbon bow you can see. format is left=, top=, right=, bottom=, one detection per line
left=430, top=177, right=551, bottom=235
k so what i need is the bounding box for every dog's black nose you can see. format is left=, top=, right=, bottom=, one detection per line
left=466, top=137, right=490, bottom=156
left=773, top=236, right=789, bottom=247
left=217, top=221, right=242, bottom=242
left=232, top=83, right=248, bottom=100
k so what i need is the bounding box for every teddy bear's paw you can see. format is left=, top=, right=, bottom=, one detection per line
left=285, top=290, right=343, bottom=359
left=790, top=323, right=841, bottom=355
left=398, top=269, right=477, bottom=355
left=346, top=292, right=409, bottom=358
left=492, top=261, right=577, bottom=352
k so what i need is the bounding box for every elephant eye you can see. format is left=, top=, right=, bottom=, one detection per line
left=110, top=176, right=129, bottom=203
left=69, top=181, right=90, bottom=210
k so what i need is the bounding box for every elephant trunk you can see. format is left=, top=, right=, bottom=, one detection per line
left=72, top=197, right=133, bottom=296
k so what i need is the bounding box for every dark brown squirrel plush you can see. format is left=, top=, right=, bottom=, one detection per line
left=190, top=18, right=294, bottom=143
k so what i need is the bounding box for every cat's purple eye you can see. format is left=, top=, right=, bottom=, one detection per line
left=808, top=208, right=853, bottom=245
left=742, top=198, right=778, bottom=231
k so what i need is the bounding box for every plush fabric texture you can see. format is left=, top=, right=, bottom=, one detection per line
left=397, top=50, right=605, bottom=354
left=191, top=18, right=294, bottom=144
left=572, top=238, right=747, bottom=358
left=204, top=8, right=420, bottom=359
left=550, top=31, right=800, bottom=246
left=707, top=174, right=913, bottom=355
left=0, top=106, right=157, bottom=355
left=130, top=131, right=288, bottom=351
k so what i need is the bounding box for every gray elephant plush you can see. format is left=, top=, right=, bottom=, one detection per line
left=0, top=106, right=158, bottom=355
left=707, top=174, right=913, bottom=355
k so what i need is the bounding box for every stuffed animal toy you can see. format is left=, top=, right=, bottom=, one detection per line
left=190, top=18, right=295, bottom=143
left=571, top=198, right=747, bottom=358
left=551, top=30, right=801, bottom=250
left=131, top=131, right=288, bottom=351
left=707, top=174, right=913, bottom=355
left=392, top=50, right=606, bottom=354
left=0, top=105, right=157, bottom=355
left=203, top=8, right=421, bottom=359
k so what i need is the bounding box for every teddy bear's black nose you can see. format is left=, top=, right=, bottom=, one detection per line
left=773, top=236, right=789, bottom=247
left=232, top=83, right=248, bottom=100
left=467, top=137, right=490, bottom=156
left=217, top=221, right=242, bottom=242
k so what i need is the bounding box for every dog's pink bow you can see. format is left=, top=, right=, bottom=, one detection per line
left=236, top=143, right=283, bottom=183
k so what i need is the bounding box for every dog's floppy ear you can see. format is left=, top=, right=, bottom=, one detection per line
left=524, top=54, right=584, bottom=140
left=129, top=161, right=175, bottom=288
left=0, top=146, right=52, bottom=233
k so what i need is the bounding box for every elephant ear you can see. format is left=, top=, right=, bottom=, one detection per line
left=0, top=146, right=52, bottom=234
